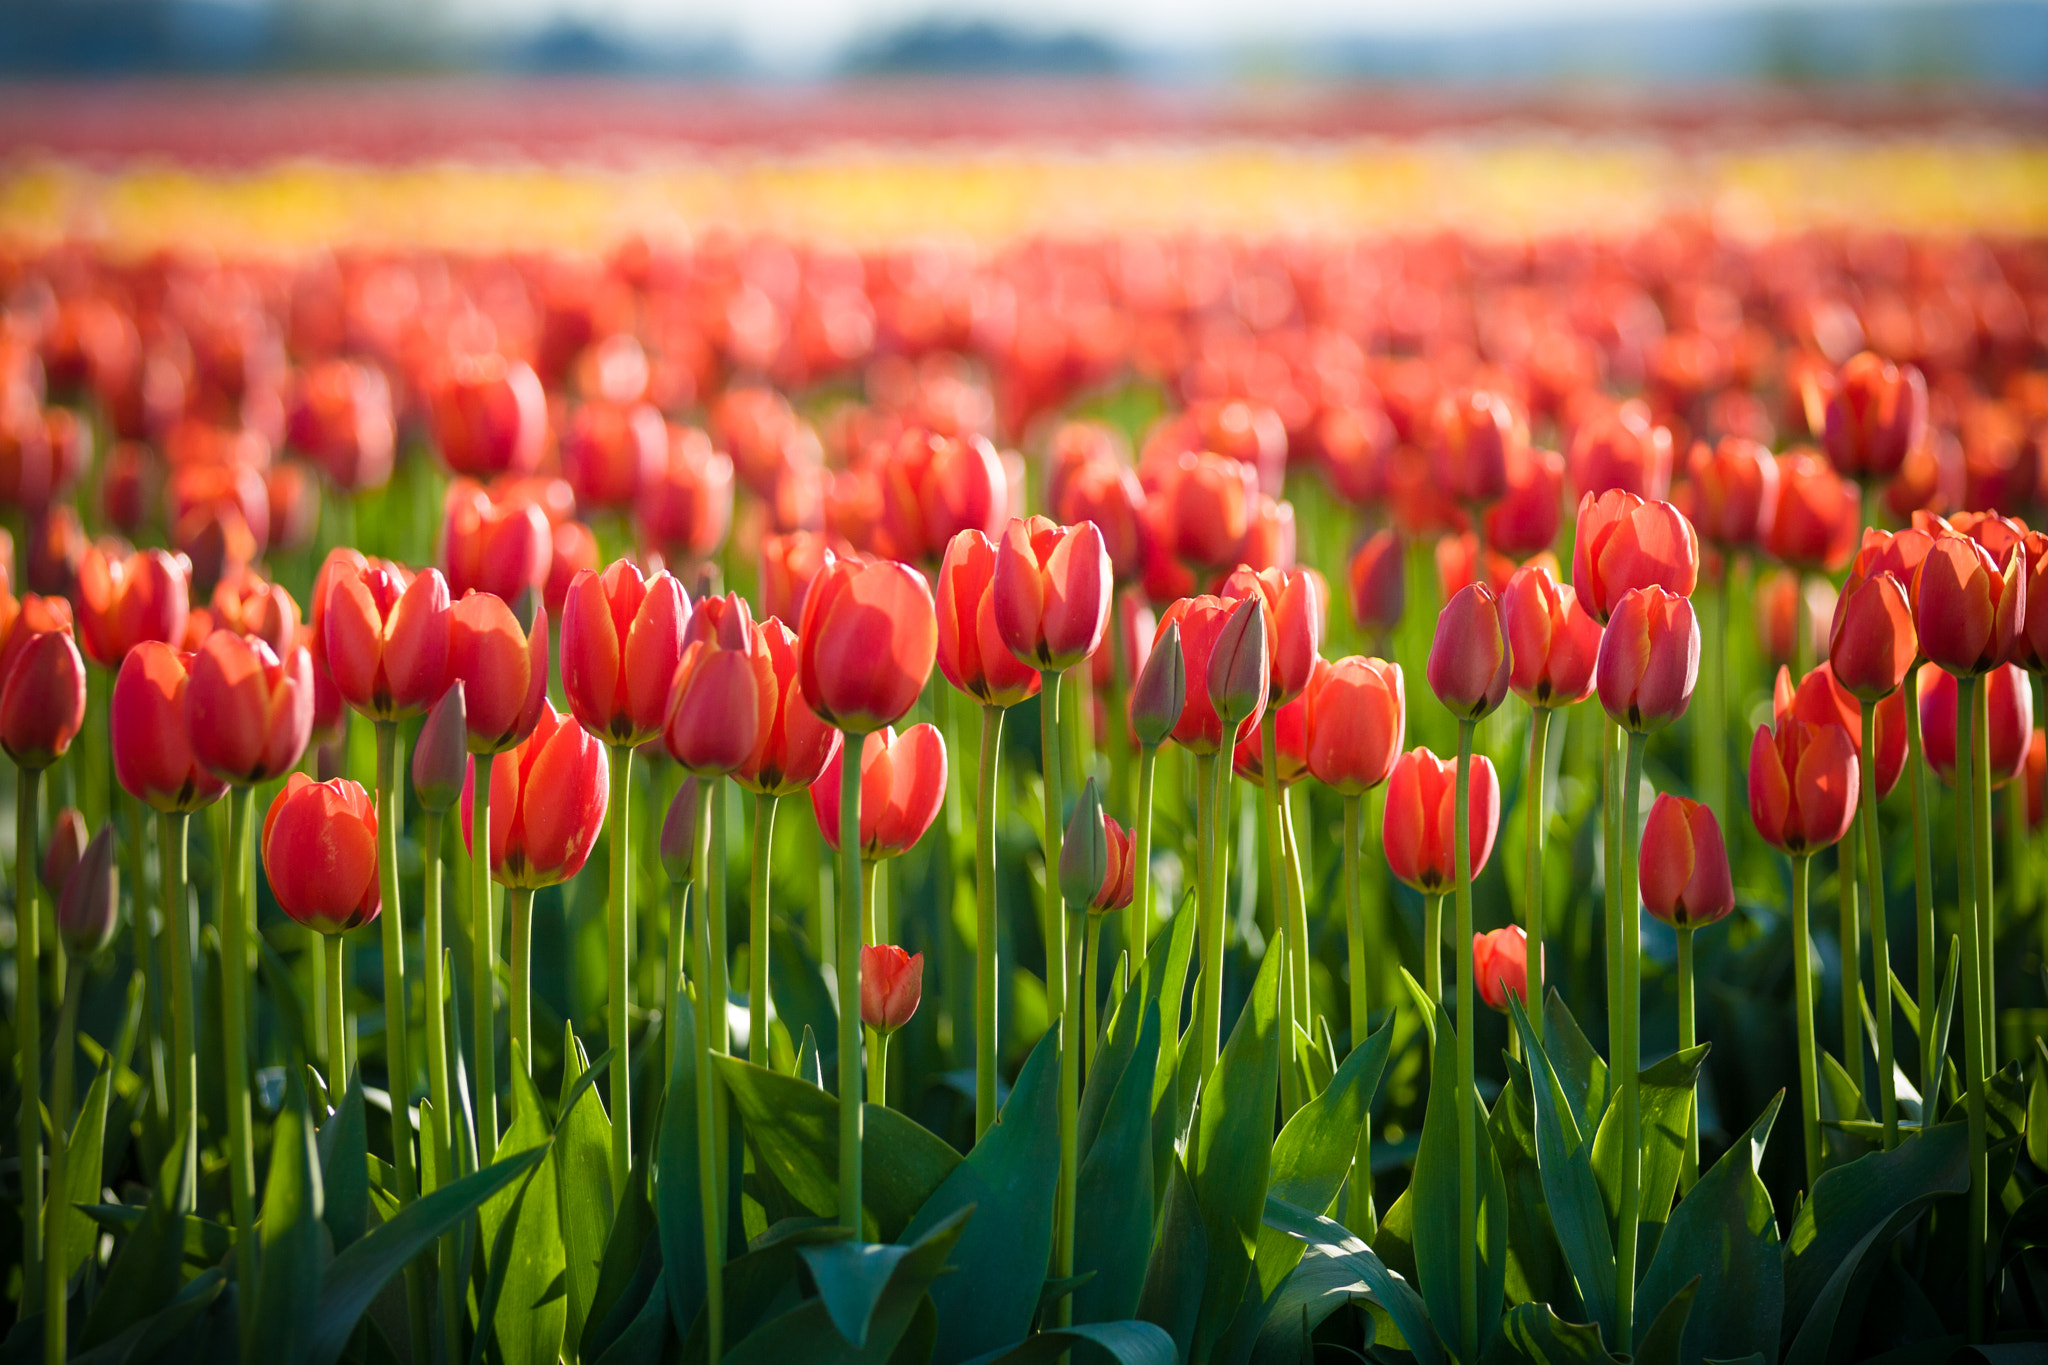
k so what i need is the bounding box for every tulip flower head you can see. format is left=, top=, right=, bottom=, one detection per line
left=1088, top=811, right=1137, bottom=913
left=1206, top=593, right=1269, bottom=739
left=1128, top=618, right=1187, bottom=750
left=1428, top=581, right=1511, bottom=722
left=1472, top=926, right=1534, bottom=1012
left=185, top=629, right=315, bottom=785
left=0, top=601, right=86, bottom=770
left=412, top=681, right=470, bottom=814
left=736, top=616, right=844, bottom=798
left=112, top=642, right=228, bottom=811
left=1597, top=586, right=1700, bottom=734
left=263, top=773, right=380, bottom=935
left=1828, top=570, right=1916, bottom=701
left=462, top=699, right=610, bottom=888
left=1058, top=777, right=1110, bottom=908
left=1749, top=716, right=1858, bottom=855
left=1764, top=452, right=1860, bottom=573
left=1640, top=793, right=1735, bottom=929
left=860, top=944, right=923, bottom=1036
left=761, top=530, right=830, bottom=625
left=428, top=352, right=546, bottom=479
left=936, top=529, right=1041, bottom=708
left=1502, top=564, right=1602, bottom=708
left=1233, top=683, right=1310, bottom=786
left=448, top=591, right=550, bottom=755
left=879, top=430, right=1009, bottom=565
left=1484, top=445, right=1565, bottom=558
left=1679, top=436, right=1778, bottom=547
left=660, top=776, right=705, bottom=886
left=1218, top=564, right=1324, bottom=706
left=322, top=558, right=452, bottom=721
left=1434, top=389, right=1516, bottom=505
left=560, top=559, right=689, bottom=746
left=1304, top=655, right=1405, bottom=794
left=441, top=478, right=551, bottom=604
left=74, top=541, right=190, bottom=670
left=1568, top=404, right=1673, bottom=501
left=1778, top=663, right=1907, bottom=798
left=1383, top=746, right=1500, bottom=894
left=1348, top=528, right=1404, bottom=640
left=1154, top=593, right=1267, bottom=754
left=992, top=516, right=1113, bottom=674
left=1917, top=662, right=2033, bottom=788
left=1914, top=532, right=2025, bottom=679
left=55, top=822, right=119, bottom=958
left=1823, top=351, right=1927, bottom=482
left=42, top=807, right=88, bottom=898
left=797, top=552, right=938, bottom=735
left=664, top=592, right=764, bottom=776
left=638, top=424, right=735, bottom=564
left=1572, top=491, right=1700, bottom=623
left=210, top=567, right=301, bottom=659
left=809, top=723, right=948, bottom=862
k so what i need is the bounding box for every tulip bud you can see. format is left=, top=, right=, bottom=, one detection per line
left=1596, top=587, right=1700, bottom=734
left=1473, top=926, right=1534, bottom=1012
left=1, top=626, right=87, bottom=770
left=661, top=777, right=705, bottom=886
left=1828, top=571, right=1916, bottom=702
left=992, top=516, right=1113, bottom=674
left=1383, top=746, right=1501, bottom=894
left=1348, top=529, right=1404, bottom=639
left=1206, top=595, right=1267, bottom=733
left=263, top=773, right=381, bottom=935
left=1915, top=533, right=2025, bottom=678
left=1572, top=491, right=1699, bottom=623
left=1502, top=565, right=1602, bottom=709
left=1304, top=655, right=1405, bottom=795
left=859, top=944, right=923, bottom=1035
left=808, top=724, right=948, bottom=862
left=1748, top=719, right=1858, bottom=855
left=1428, top=582, right=1510, bottom=722
left=461, top=700, right=610, bottom=889
left=56, top=823, right=119, bottom=958
left=413, top=682, right=470, bottom=814
left=1059, top=778, right=1109, bottom=909
left=42, top=807, right=88, bottom=898
left=1639, top=794, right=1734, bottom=929
left=1128, top=619, right=1186, bottom=750
left=1089, top=812, right=1137, bottom=914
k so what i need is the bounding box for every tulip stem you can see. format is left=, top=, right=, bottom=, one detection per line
left=1454, top=719, right=1480, bottom=1365
left=836, top=731, right=865, bottom=1235
left=1525, top=705, right=1552, bottom=1008
left=1695, top=573, right=1726, bottom=833
left=418, top=808, right=460, bottom=1365
left=1792, top=851, right=1822, bottom=1191
left=326, top=933, right=349, bottom=1090
left=1342, top=794, right=1374, bottom=1240
left=1057, top=897, right=1080, bottom=1337
left=1965, top=674, right=1992, bottom=1338
left=864, top=861, right=885, bottom=1105
left=1604, top=715, right=1622, bottom=1081
left=222, top=782, right=257, bottom=1249
left=750, top=791, right=777, bottom=1067
left=1862, top=706, right=1898, bottom=1148
left=372, top=721, right=428, bottom=1365
left=607, top=743, right=634, bottom=1202
left=44, top=956, right=84, bottom=1365
left=1423, top=893, right=1442, bottom=1010
left=1676, top=925, right=1697, bottom=1194
left=1838, top=811, right=1862, bottom=1098
left=508, top=887, right=533, bottom=1091
left=15, top=764, right=41, bottom=1303
left=1905, top=666, right=1939, bottom=1113
left=124, top=789, right=166, bottom=1129
left=161, top=810, right=197, bottom=1200
left=1616, top=728, right=1646, bottom=1351
left=975, top=704, right=1004, bottom=1141
left=1131, top=742, right=1156, bottom=974
left=1190, top=750, right=1218, bottom=1107
left=1973, top=680, right=1996, bottom=1072
left=472, top=751, right=498, bottom=1166
left=1204, top=747, right=1234, bottom=1079
left=689, top=789, right=725, bottom=1362
left=1259, top=713, right=1296, bottom=1032
left=1283, top=786, right=1310, bottom=1079
left=1083, top=911, right=1103, bottom=1073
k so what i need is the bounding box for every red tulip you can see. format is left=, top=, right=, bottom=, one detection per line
left=74, top=541, right=191, bottom=670
left=1678, top=436, right=1778, bottom=547
left=1051, top=453, right=1145, bottom=584
left=1240, top=496, right=1297, bottom=575
left=1848, top=527, right=1938, bottom=619
left=1156, top=450, right=1255, bottom=569
left=560, top=560, right=689, bottom=746
left=1914, top=532, right=2025, bottom=678
left=936, top=529, right=1041, bottom=708
left=1318, top=402, right=1394, bottom=507
left=809, top=723, right=948, bottom=861
left=637, top=425, right=735, bottom=564
left=263, top=773, right=380, bottom=935
left=761, top=530, right=830, bottom=625
left=1777, top=663, right=1908, bottom=798
left=1823, top=352, right=1926, bottom=481
left=1304, top=655, right=1405, bottom=794
left=878, top=430, right=1009, bottom=565
left=1205, top=593, right=1269, bottom=737
left=1232, top=681, right=1310, bottom=786
left=41, top=807, right=87, bottom=898
left=211, top=567, right=300, bottom=659
left=322, top=558, right=452, bottom=722
left=447, top=592, right=549, bottom=755
left=441, top=478, right=550, bottom=604
left=0, top=600, right=84, bottom=771
left=1088, top=811, right=1137, bottom=913
left=1128, top=619, right=1188, bottom=749
left=1597, top=586, right=1699, bottom=733
left=1755, top=568, right=1833, bottom=671
left=0, top=592, right=75, bottom=687
left=184, top=630, right=314, bottom=784
left=664, top=593, right=764, bottom=776
left=428, top=352, right=545, bottom=478
left=992, top=516, right=1112, bottom=674
left=1827, top=571, right=1916, bottom=701
left=412, top=682, right=469, bottom=814
left=860, top=944, right=923, bottom=1035
left=1154, top=592, right=1267, bottom=754
left=1434, top=389, right=1516, bottom=505
left=736, top=616, right=843, bottom=798
left=1502, top=564, right=1601, bottom=708
left=55, top=822, right=117, bottom=958
left=1217, top=564, right=1324, bottom=706
left=111, top=642, right=228, bottom=812
left=1640, top=793, right=1734, bottom=928
left=1429, top=581, right=1511, bottom=722
left=1917, top=662, right=2033, bottom=789
left=797, top=553, right=938, bottom=734
left=1569, top=405, right=1673, bottom=501
left=1484, top=445, right=1565, bottom=558
left=1571, top=491, right=1700, bottom=623
left=462, top=698, right=610, bottom=888
left=288, top=357, right=394, bottom=492
left=1433, top=533, right=1516, bottom=603
left=1472, top=926, right=1534, bottom=1012
left=543, top=520, right=598, bottom=618
left=1383, top=746, right=1500, bottom=894
left=1763, top=452, right=1859, bottom=573
left=1749, top=717, right=1858, bottom=855
left=26, top=505, right=85, bottom=599
left=562, top=400, right=663, bottom=510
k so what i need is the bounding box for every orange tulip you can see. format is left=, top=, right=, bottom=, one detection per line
left=1917, top=662, right=2033, bottom=789
left=1434, top=389, right=1516, bottom=505
left=1823, top=352, right=1926, bottom=481
left=263, top=773, right=380, bottom=935
left=1483, top=445, right=1565, bottom=558
left=1383, top=746, right=1499, bottom=894
left=797, top=553, right=938, bottom=734
left=1597, top=586, right=1700, bottom=733
left=461, top=698, right=610, bottom=888
left=112, top=641, right=228, bottom=812
left=1777, top=663, right=1907, bottom=798
left=638, top=425, right=735, bottom=564
left=736, top=616, right=843, bottom=798
left=560, top=560, right=688, bottom=747
left=1677, top=436, right=1778, bottom=548
left=1749, top=717, right=1858, bottom=855
left=210, top=567, right=299, bottom=659
left=288, top=357, right=394, bottom=493
left=1156, top=450, right=1255, bottom=569
left=441, top=478, right=550, bottom=604
left=1763, top=451, right=1859, bottom=573
left=322, top=558, right=451, bottom=721
left=1348, top=528, right=1404, bottom=638
left=1571, top=490, right=1699, bottom=623
left=185, top=630, right=314, bottom=784
left=664, top=592, right=764, bottom=776
left=878, top=430, right=1009, bottom=565
left=1502, top=564, right=1602, bottom=708
left=1304, top=655, right=1405, bottom=795
left=1232, top=682, right=1309, bottom=786
left=1640, top=793, right=1735, bottom=928
left=809, top=723, right=948, bottom=861
left=1913, top=532, right=2025, bottom=678
left=1217, top=564, right=1324, bottom=706
left=1568, top=404, right=1673, bottom=501
left=1051, top=453, right=1146, bottom=584
left=936, top=529, right=1043, bottom=708
left=860, top=944, right=923, bottom=1035
left=427, top=352, right=545, bottom=478
left=562, top=400, right=663, bottom=511
left=1154, top=592, right=1267, bottom=754
left=1828, top=570, right=1916, bottom=701
left=1472, top=926, right=1534, bottom=1012
left=74, top=541, right=191, bottom=670
left=447, top=591, right=549, bottom=755
left=1433, top=532, right=1516, bottom=603
left=760, top=530, right=830, bottom=625
left=992, top=516, right=1112, bottom=674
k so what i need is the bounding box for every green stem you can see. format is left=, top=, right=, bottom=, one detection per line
left=1259, top=713, right=1295, bottom=1030
left=1793, top=851, right=1822, bottom=1190
left=326, top=934, right=348, bottom=1091
left=1862, top=706, right=1897, bottom=1148
left=608, top=743, right=634, bottom=1201
left=975, top=705, right=1004, bottom=1140
left=508, top=887, right=533, bottom=1091
left=1974, top=680, right=1996, bottom=1073
left=16, top=764, right=42, bottom=1302
left=1695, top=575, right=1726, bottom=833
left=1131, top=743, right=1156, bottom=971
left=1424, top=893, right=1442, bottom=1009
left=1343, top=795, right=1374, bottom=1240
left=1056, top=898, right=1079, bottom=1335
left=710, top=779, right=730, bottom=1058
left=750, top=792, right=777, bottom=1066
left=836, top=733, right=865, bottom=1235
left=867, top=1030, right=889, bottom=1106
left=1966, top=673, right=1992, bottom=1337
left=373, top=722, right=427, bottom=1365
left=1084, top=911, right=1103, bottom=1074
left=1283, top=784, right=1311, bottom=1042
left=1839, top=809, right=1862, bottom=1093
left=223, top=783, right=256, bottom=1246
left=124, top=790, right=165, bottom=1127
left=1677, top=926, right=1697, bottom=1194
left=162, top=811, right=196, bottom=1201
left=420, top=810, right=452, bottom=1169
left=864, top=862, right=883, bottom=1105
left=1526, top=706, right=1552, bottom=1008
left=1616, top=729, right=1646, bottom=1349
left=472, top=752, right=498, bottom=1166
left=1454, top=720, right=1480, bottom=1365
left=689, top=789, right=725, bottom=1360
left=667, top=878, right=685, bottom=1079
left=1201, top=750, right=1232, bottom=1078
left=1906, top=665, right=1938, bottom=1113
left=1605, top=715, right=1622, bottom=1077
left=44, top=958, right=83, bottom=1365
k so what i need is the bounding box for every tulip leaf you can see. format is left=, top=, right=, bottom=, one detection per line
left=1781, top=1122, right=1969, bottom=1365
left=795, top=1025, right=825, bottom=1089
left=59, top=1063, right=112, bottom=1284
left=1507, top=994, right=1615, bottom=1338
left=78, top=1204, right=233, bottom=1265
left=1074, top=995, right=1162, bottom=1325
left=1245, top=1246, right=1375, bottom=1365
left=1135, top=1153, right=1208, bottom=1362
left=68, top=1264, right=228, bottom=1365
left=556, top=1023, right=616, bottom=1356
left=771, top=924, right=839, bottom=1075
left=1080, top=952, right=1149, bottom=1161
left=716, top=1055, right=962, bottom=1242
left=656, top=990, right=710, bottom=1342
left=246, top=1069, right=326, bottom=1365
left=1634, top=1278, right=1700, bottom=1365
left=799, top=1239, right=918, bottom=1348
left=1591, top=1044, right=1707, bottom=1268
left=1189, top=928, right=1286, bottom=1364
left=588, top=1266, right=671, bottom=1365
left=901, top=1024, right=1060, bottom=1361
left=957, top=1321, right=1179, bottom=1365
left=580, top=1137, right=658, bottom=1363
left=1410, top=999, right=1510, bottom=1359
left=1487, top=1302, right=1613, bottom=1363
left=78, top=1137, right=192, bottom=1349
left=1151, top=895, right=1199, bottom=1209
left=1637, top=1093, right=1783, bottom=1365
left=680, top=1218, right=849, bottom=1354
left=316, top=1067, right=369, bottom=1253
left=1260, top=1195, right=1443, bottom=1365
left=479, top=1044, right=569, bottom=1365
left=1542, top=988, right=1609, bottom=1134
left=2028, top=1043, right=2048, bottom=1173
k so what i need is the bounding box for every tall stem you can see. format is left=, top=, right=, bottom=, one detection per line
left=1974, top=678, right=1996, bottom=1072
left=471, top=751, right=498, bottom=1165
left=16, top=764, right=43, bottom=1301
left=689, top=790, right=725, bottom=1360
left=1453, top=720, right=1480, bottom=1365
left=1695, top=574, right=1727, bottom=833
left=124, top=789, right=164, bottom=1127
left=420, top=811, right=450, bottom=1167
left=162, top=810, right=196, bottom=1199
left=1259, top=713, right=1296, bottom=1031
left=1342, top=795, right=1374, bottom=1239
left=1792, top=851, right=1822, bottom=1190
left=1282, top=784, right=1311, bottom=1042
left=1905, top=665, right=1939, bottom=1111
left=1862, top=706, right=1897, bottom=1147
left=1616, top=730, right=1646, bottom=1348
left=1677, top=926, right=1697, bottom=1193
left=1964, top=673, right=1991, bottom=1338
left=1839, top=812, right=1862, bottom=1092
left=1056, top=898, right=1079, bottom=1335
left=710, top=780, right=731, bottom=1059
left=835, top=733, right=865, bottom=1234
left=1040, top=671, right=1066, bottom=1031
left=1083, top=912, right=1103, bottom=1073
left=1424, top=893, right=1443, bottom=1009
left=1131, top=743, right=1156, bottom=971
left=326, top=935, right=348, bottom=1090
left=508, top=887, right=534, bottom=1089
left=373, top=722, right=427, bottom=1365
left=750, top=792, right=778, bottom=1066
left=864, top=862, right=884, bottom=1104
left=1525, top=706, right=1552, bottom=1006
left=1201, top=750, right=1232, bottom=1077
left=222, top=783, right=256, bottom=1244
left=975, top=705, right=1004, bottom=1140
left=43, top=958, right=83, bottom=1365
left=607, top=743, right=634, bottom=1201
left=1604, top=715, right=1622, bottom=1067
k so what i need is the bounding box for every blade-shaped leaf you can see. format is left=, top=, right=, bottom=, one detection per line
left=480, top=1045, right=569, bottom=1365
left=958, top=1321, right=1179, bottom=1365
left=1543, top=988, right=1610, bottom=1133
left=799, top=1240, right=916, bottom=1348
left=68, top=1264, right=227, bottom=1365
left=1135, top=1154, right=1207, bottom=1363
left=1634, top=1279, right=1699, bottom=1365
left=770, top=924, right=838, bottom=1074
left=1507, top=993, right=1615, bottom=1340
left=59, top=1064, right=112, bottom=1284
left=588, top=1266, right=671, bottom=1365
left=795, top=1025, right=824, bottom=1090
left=657, top=981, right=710, bottom=1339
left=78, top=1138, right=191, bottom=1349
left=1261, top=1195, right=1442, bottom=1365
left=1592, top=1044, right=1707, bottom=1269
left=316, top=1069, right=368, bottom=1252
left=579, top=1148, right=658, bottom=1364
left=1410, top=999, right=1508, bottom=1358
left=556, top=1023, right=615, bottom=1357
left=1075, top=996, right=1163, bottom=1325
left=246, top=1072, right=326, bottom=1365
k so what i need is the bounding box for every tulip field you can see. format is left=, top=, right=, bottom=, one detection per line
left=4, top=103, right=2048, bottom=1365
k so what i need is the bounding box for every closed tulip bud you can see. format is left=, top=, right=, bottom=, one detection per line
left=428, top=352, right=546, bottom=478
left=75, top=541, right=190, bottom=670
left=993, top=516, right=1112, bottom=673
left=1383, top=746, right=1500, bottom=894
left=664, top=594, right=764, bottom=776
left=1597, top=587, right=1699, bottom=734
left=737, top=616, right=843, bottom=798
left=1749, top=718, right=1858, bottom=855
left=1756, top=569, right=1834, bottom=671
left=112, top=642, right=228, bottom=812
left=1429, top=582, right=1510, bottom=722
left=1917, top=662, right=2033, bottom=788
left=1915, top=533, right=2025, bottom=678
left=1502, top=565, right=1602, bottom=708
left=1568, top=405, right=1673, bottom=501
left=42, top=807, right=87, bottom=898
left=808, top=723, right=948, bottom=861
left=412, top=681, right=470, bottom=814
left=461, top=699, right=610, bottom=888
left=448, top=592, right=549, bottom=755
left=1472, top=926, right=1534, bottom=1012
left=1764, top=452, right=1860, bottom=573
left=1348, top=529, right=1404, bottom=639
left=1640, top=794, right=1734, bottom=929
left=544, top=520, right=599, bottom=618
left=1092, top=811, right=1137, bottom=914
left=1304, top=655, right=1405, bottom=794
left=1678, top=437, right=1778, bottom=547
left=661, top=776, right=704, bottom=885
left=1828, top=571, right=1916, bottom=701
left=1218, top=564, right=1323, bottom=706
left=860, top=944, right=923, bottom=1035
left=211, top=567, right=300, bottom=659
left=1824, top=352, right=1926, bottom=481
left=1233, top=682, right=1309, bottom=786
left=1128, top=618, right=1187, bottom=750
left=561, top=560, right=689, bottom=746
left=1155, top=595, right=1266, bottom=754
left=1484, top=445, right=1565, bottom=558
left=797, top=554, right=937, bottom=735
left=936, top=529, right=1041, bottom=709
left=879, top=431, right=1009, bottom=564
left=323, top=558, right=451, bottom=721
left=186, top=630, right=314, bottom=784
left=1, top=618, right=86, bottom=770
left=263, top=772, right=380, bottom=935
left=1058, top=777, right=1109, bottom=908
left=1572, top=491, right=1699, bottom=623
left=1435, top=389, right=1516, bottom=505
left=1206, top=593, right=1268, bottom=735
left=56, top=822, right=118, bottom=958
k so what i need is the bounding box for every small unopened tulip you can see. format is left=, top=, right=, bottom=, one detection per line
left=1304, top=655, right=1404, bottom=794
left=1128, top=618, right=1187, bottom=750
left=1058, top=778, right=1110, bottom=909
left=1749, top=719, right=1858, bottom=855
left=1428, top=582, right=1510, bottom=721
left=661, top=777, right=705, bottom=886
left=860, top=945, right=923, bottom=1035
left=412, top=682, right=470, bottom=814
left=1089, top=811, right=1136, bottom=914
left=1434, top=389, right=1515, bottom=505
left=428, top=352, right=546, bottom=479
left=936, top=529, right=1041, bottom=709
left=1484, top=446, right=1565, bottom=558
left=1, top=622, right=87, bottom=770
left=1828, top=571, right=1916, bottom=701
left=993, top=516, right=1112, bottom=674
left=797, top=554, right=938, bottom=735
left=1502, top=565, right=1602, bottom=708
left=1154, top=595, right=1266, bottom=754
left=1348, top=528, right=1404, bottom=639
left=1568, top=405, right=1673, bottom=501
left=263, top=773, right=380, bottom=935
left=1572, top=491, right=1700, bottom=623
left=809, top=724, right=948, bottom=862
left=56, top=823, right=119, bottom=958
left=1472, top=926, right=1534, bottom=1012
left=42, top=808, right=88, bottom=898
left=1917, top=662, right=2033, bottom=788
left=1206, top=594, right=1269, bottom=736
left=1383, top=746, right=1500, bottom=894
left=1915, top=533, right=2025, bottom=678
left=1640, top=794, right=1735, bottom=929
left=1218, top=564, right=1324, bottom=707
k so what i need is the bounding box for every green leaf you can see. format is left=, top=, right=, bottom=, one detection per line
left=800, top=1240, right=919, bottom=1347
left=588, top=1266, right=671, bottom=1365
left=658, top=983, right=711, bottom=1339
left=1261, top=1195, right=1442, bottom=1365
left=1816, top=1052, right=1877, bottom=1168
left=1483, top=1302, right=1611, bottom=1364
left=58, top=1064, right=112, bottom=1284
left=1075, top=996, right=1163, bottom=1325
left=1190, top=930, right=1286, bottom=1364
left=2027, top=1043, right=2048, bottom=1173
left=1592, top=1044, right=1707, bottom=1269
left=246, top=1071, right=326, bottom=1364
left=1929, top=937, right=1961, bottom=1100
left=1135, top=1154, right=1207, bottom=1363
left=316, top=1068, right=369, bottom=1252
left=1636, top=1094, right=1784, bottom=1365
left=1781, top=1123, right=1969, bottom=1365
left=68, top=1264, right=228, bottom=1365
left=556, top=1023, right=616, bottom=1357
left=1081, top=953, right=1148, bottom=1162
left=1411, top=1000, right=1509, bottom=1359
left=1634, top=1279, right=1699, bottom=1365
left=1542, top=989, right=1609, bottom=1133
left=1150, top=895, right=1199, bottom=1209
left=580, top=1152, right=658, bottom=1363
left=717, top=1055, right=962, bottom=1242
left=700, top=1218, right=849, bottom=1350
left=796, top=1025, right=825, bottom=1090
left=310, top=1144, right=551, bottom=1365
left=77, top=1204, right=232, bottom=1265
left=771, top=923, right=838, bottom=1073
left=1246, top=1246, right=1374, bottom=1365
left=901, top=1026, right=1060, bottom=1360
left=481, top=1045, right=569, bottom=1365
left=78, top=1137, right=192, bottom=1349
left=957, top=1321, right=1179, bottom=1365
left=1507, top=995, right=1614, bottom=1338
